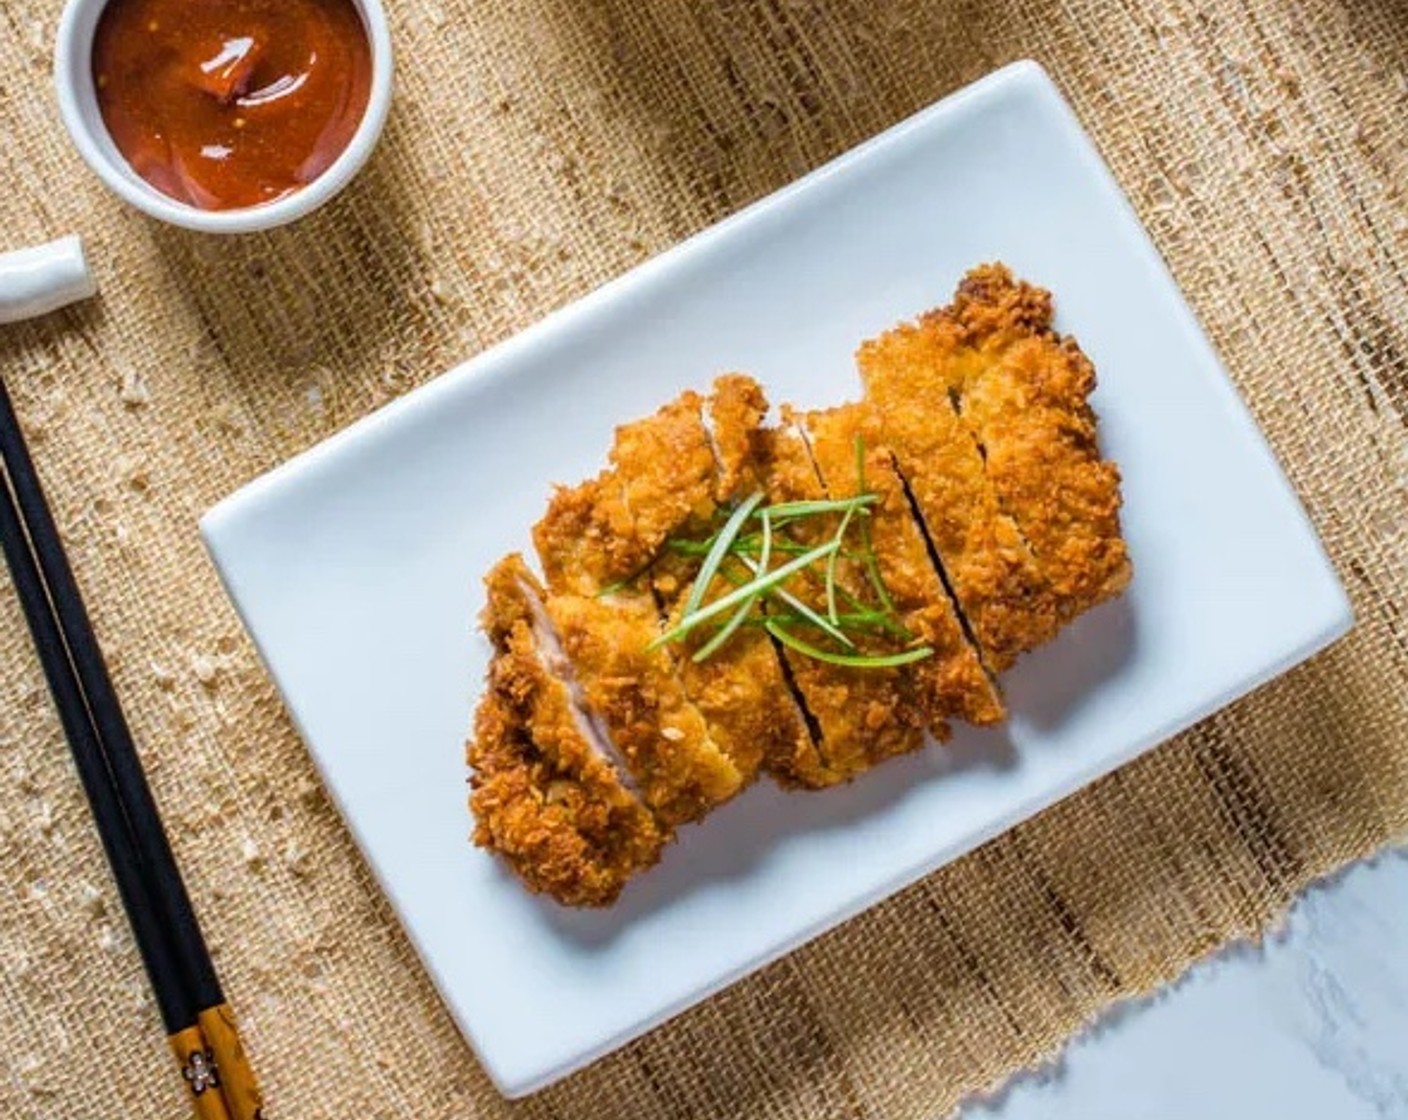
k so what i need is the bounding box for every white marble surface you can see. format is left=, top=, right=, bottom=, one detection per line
left=962, top=848, right=1408, bottom=1120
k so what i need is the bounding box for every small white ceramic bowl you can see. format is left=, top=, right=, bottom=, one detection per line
left=54, top=0, right=393, bottom=234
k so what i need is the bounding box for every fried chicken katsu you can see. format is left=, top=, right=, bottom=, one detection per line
left=937, top=265, right=1131, bottom=615
left=536, top=375, right=772, bottom=597
left=797, top=404, right=1006, bottom=731
left=467, top=265, right=1130, bottom=906
left=657, top=552, right=818, bottom=789
left=545, top=591, right=745, bottom=825
left=469, top=556, right=668, bottom=906
left=859, top=314, right=1060, bottom=671
left=757, top=419, right=930, bottom=785
left=652, top=376, right=818, bottom=786
left=536, top=375, right=815, bottom=791
left=534, top=390, right=719, bottom=597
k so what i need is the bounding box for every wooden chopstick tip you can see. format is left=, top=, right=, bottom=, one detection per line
left=198, top=1002, right=265, bottom=1120
left=169, top=1024, right=232, bottom=1120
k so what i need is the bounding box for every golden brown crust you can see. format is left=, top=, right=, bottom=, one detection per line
left=611, top=391, right=721, bottom=561
left=547, top=592, right=746, bottom=825
left=706, top=373, right=772, bottom=501
left=653, top=565, right=816, bottom=788
left=937, top=264, right=1132, bottom=614
left=468, top=556, right=668, bottom=907
left=531, top=473, right=634, bottom=597
left=800, top=404, right=1006, bottom=730
left=536, top=375, right=806, bottom=790
left=474, top=271, right=1131, bottom=905
left=469, top=669, right=665, bottom=908
left=858, top=315, right=1059, bottom=671
left=650, top=375, right=817, bottom=787
left=533, top=392, right=720, bottom=597
left=759, top=423, right=928, bottom=786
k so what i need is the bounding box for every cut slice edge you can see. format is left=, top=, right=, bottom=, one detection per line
left=935, top=263, right=1132, bottom=618
left=469, top=554, right=669, bottom=907
left=755, top=419, right=928, bottom=785
left=628, top=374, right=822, bottom=788
left=531, top=388, right=719, bottom=598
left=546, top=589, right=747, bottom=826
left=858, top=315, right=1061, bottom=672
left=795, top=402, right=1006, bottom=730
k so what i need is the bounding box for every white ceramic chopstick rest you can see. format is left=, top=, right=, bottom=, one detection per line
left=0, top=236, right=97, bottom=324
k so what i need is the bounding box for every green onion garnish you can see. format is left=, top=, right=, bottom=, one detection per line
left=762, top=495, right=879, bottom=520
left=743, top=610, right=903, bottom=632
left=764, top=619, right=934, bottom=668
left=648, top=538, right=841, bottom=650
left=691, top=512, right=773, bottom=661
left=825, top=502, right=857, bottom=626
left=853, top=435, right=898, bottom=615
left=736, top=553, right=855, bottom=648
left=681, top=492, right=763, bottom=619
left=651, top=439, right=921, bottom=670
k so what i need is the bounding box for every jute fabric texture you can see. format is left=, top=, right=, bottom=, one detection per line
left=2, top=1, right=1406, bottom=1116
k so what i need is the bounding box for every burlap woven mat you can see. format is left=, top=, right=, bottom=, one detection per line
left=2, top=1, right=1406, bottom=1116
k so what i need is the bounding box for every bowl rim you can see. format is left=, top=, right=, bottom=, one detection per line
left=54, top=0, right=394, bottom=234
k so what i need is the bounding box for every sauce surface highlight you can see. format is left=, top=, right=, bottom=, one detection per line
left=93, top=0, right=372, bottom=211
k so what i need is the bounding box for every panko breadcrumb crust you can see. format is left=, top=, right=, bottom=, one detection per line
left=468, top=266, right=1130, bottom=906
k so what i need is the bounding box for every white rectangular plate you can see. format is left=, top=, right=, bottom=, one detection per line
left=201, top=61, right=1351, bottom=1098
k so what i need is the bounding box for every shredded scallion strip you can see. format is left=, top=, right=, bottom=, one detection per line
left=682, top=492, right=763, bottom=618
left=825, top=503, right=857, bottom=626
left=691, top=512, right=772, bottom=661
left=762, top=495, right=878, bottom=520
left=650, top=441, right=924, bottom=668
left=853, top=435, right=898, bottom=615
left=736, top=553, right=854, bottom=648
left=649, top=538, right=840, bottom=649
left=764, top=619, right=934, bottom=668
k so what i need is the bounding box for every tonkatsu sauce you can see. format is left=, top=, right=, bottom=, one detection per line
left=92, top=0, right=372, bottom=211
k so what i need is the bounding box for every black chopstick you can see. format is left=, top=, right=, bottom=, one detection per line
left=0, top=375, right=262, bottom=1120
left=0, top=466, right=232, bottom=1120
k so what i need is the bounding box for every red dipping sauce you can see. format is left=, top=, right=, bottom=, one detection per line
left=92, top=0, right=372, bottom=211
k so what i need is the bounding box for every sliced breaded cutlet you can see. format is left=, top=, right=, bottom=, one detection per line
left=468, top=555, right=668, bottom=907
left=934, top=264, right=1131, bottom=615
left=650, top=377, right=817, bottom=786
left=535, top=375, right=814, bottom=792
left=545, top=590, right=745, bottom=826
left=756, top=420, right=929, bottom=786
left=700, top=373, right=772, bottom=500
left=531, top=384, right=750, bottom=812
left=859, top=310, right=1060, bottom=672
left=534, top=389, right=719, bottom=597
left=797, top=403, right=1006, bottom=732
